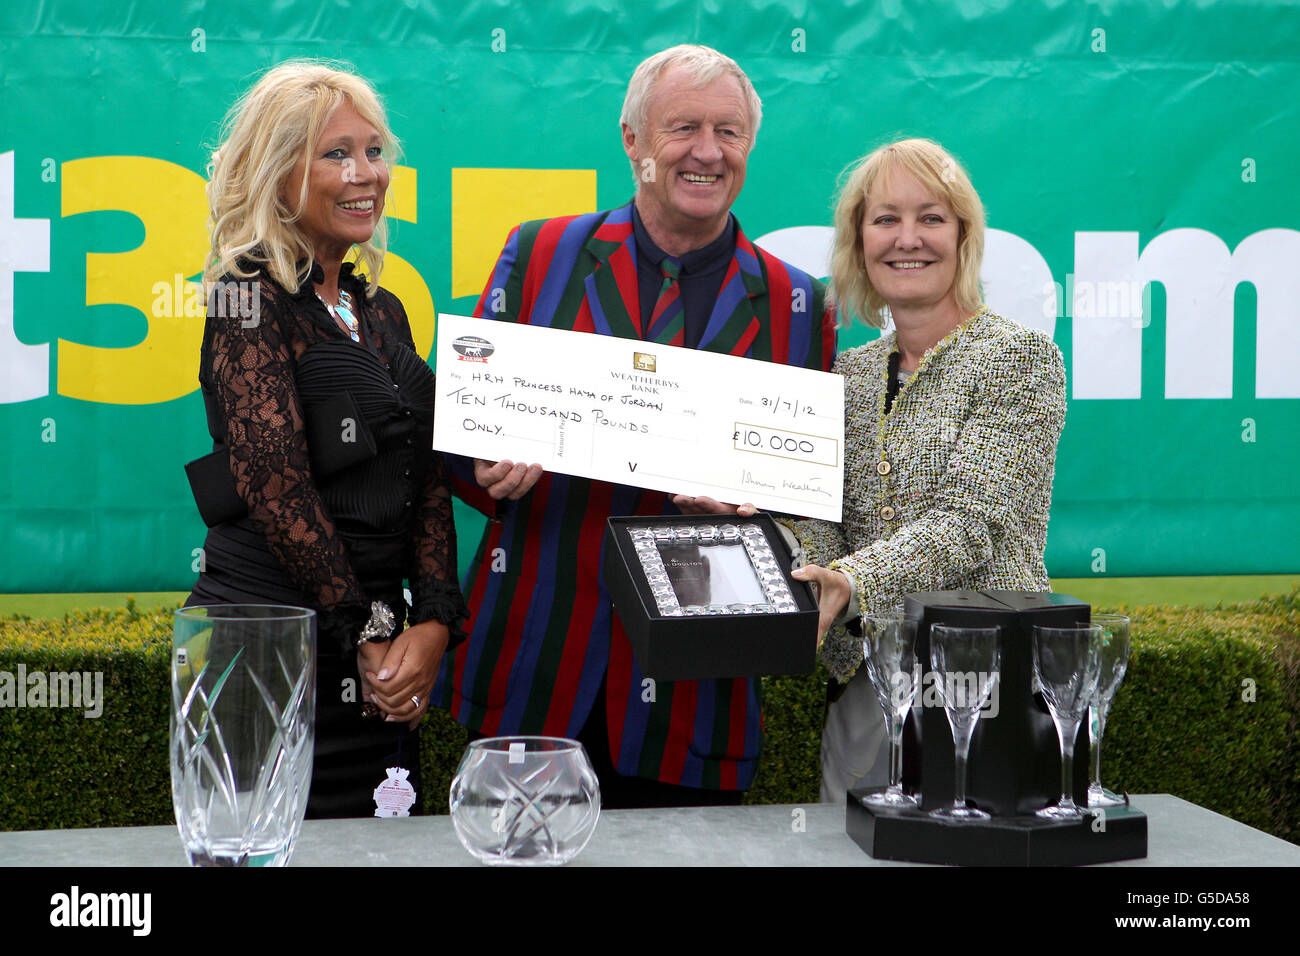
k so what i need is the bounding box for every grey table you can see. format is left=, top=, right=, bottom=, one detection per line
left=2, top=795, right=1296, bottom=866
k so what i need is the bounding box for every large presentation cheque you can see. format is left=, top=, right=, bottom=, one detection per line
left=432, top=315, right=845, bottom=521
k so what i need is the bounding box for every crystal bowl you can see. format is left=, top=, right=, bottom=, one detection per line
left=449, top=736, right=601, bottom=866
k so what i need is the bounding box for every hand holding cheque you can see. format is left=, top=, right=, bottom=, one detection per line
left=472, top=458, right=545, bottom=501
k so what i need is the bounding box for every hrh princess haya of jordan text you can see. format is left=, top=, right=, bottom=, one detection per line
left=789, top=138, right=1068, bottom=803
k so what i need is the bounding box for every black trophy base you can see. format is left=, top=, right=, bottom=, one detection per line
left=846, top=787, right=1148, bottom=866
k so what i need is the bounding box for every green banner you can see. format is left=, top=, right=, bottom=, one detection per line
left=1, top=0, right=1296, bottom=592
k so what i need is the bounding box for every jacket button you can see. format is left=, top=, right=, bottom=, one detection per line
left=403, top=469, right=411, bottom=478
left=880, top=505, right=896, bottom=521
left=876, top=460, right=891, bottom=476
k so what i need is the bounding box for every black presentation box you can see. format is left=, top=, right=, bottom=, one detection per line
left=848, top=589, right=1147, bottom=866
left=904, top=590, right=1092, bottom=817
left=603, top=513, right=818, bottom=681
left=846, top=787, right=1148, bottom=866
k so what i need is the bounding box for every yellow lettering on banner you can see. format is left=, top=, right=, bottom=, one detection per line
left=59, top=156, right=207, bottom=404
left=348, top=165, right=436, bottom=357
left=54, top=161, right=590, bottom=397
left=451, top=169, right=597, bottom=299
left=384, top=252, right=435, bottom=358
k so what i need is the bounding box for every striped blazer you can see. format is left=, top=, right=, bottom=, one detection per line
left=434, top=202, right=835, bottom=789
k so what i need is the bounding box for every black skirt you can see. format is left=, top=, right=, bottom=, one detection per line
left=187, top=519, right=422, bottom=819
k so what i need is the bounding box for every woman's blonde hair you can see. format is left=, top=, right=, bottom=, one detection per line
left=829, top=138, right=985, bottom=328
left=204, top=60, right=398, bottom=296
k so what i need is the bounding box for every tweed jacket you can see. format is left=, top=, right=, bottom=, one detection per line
left=434, top=202, right=836, bottom=789
left=791, top=307, right=1066, bottom=684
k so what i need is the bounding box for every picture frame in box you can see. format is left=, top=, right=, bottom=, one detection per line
left=603, top=514, right=818, bottom=681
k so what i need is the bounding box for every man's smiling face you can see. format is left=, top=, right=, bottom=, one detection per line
left=623, top=64, right=753, bottom=251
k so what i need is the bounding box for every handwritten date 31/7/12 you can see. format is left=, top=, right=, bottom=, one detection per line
left=736, top=394, right=815, bottom=419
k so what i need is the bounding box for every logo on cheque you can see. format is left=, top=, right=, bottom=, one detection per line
left=453, top=335, right=495, bottom=362
left=633, top=352, right=656, bottom=372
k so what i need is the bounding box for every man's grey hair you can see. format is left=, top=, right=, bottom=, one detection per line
left=619, top=44, right=763, bottom=139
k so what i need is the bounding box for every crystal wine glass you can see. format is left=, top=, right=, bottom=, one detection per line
left=928, top=625, right=1001, bottom=821
left=1032, top=623, right=1103, bottom=820
left=860, top=611, right=921, bottom=808
left=1087, top=613, right=1132, bottom=807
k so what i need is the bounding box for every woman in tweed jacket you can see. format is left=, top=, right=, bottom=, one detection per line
left=789, top=139, right=1067, bottom=802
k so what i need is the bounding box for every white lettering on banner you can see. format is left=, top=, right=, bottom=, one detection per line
left=755, top=225, right=1300, bottom=400
left=980, top=229, right=1056, bottom=337
left=2, top=173, right=1296, bottom=405
left=756, top=225, right=1056, bottom=338
left=1070, top=232, right=1143, bottom=399
left=0, top=151, right=51, bottom=402
left=1235, top=229, right=1300, bottom=399
left=754, top=225, right=833, bottom=278
left=1143, top=229, right=1234, bottom=399
left=1070, top=228, right=1300, bottom=399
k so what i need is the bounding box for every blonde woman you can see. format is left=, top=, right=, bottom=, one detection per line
left=790, top=138, right=1067, bottom=803
left=186, top=61, right=466, bottom=817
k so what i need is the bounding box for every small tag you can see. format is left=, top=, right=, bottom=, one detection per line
left=176, top=648, right=188, bottom=667
left=372, top=766, right=416, bottom=818
left=508, top=742, right=526, bottom=765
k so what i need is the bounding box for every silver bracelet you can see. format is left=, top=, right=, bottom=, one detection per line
left=357, top=601, right=396, bottom=645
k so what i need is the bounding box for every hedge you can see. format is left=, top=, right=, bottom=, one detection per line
left=2, top=591, right=1297, bottom=846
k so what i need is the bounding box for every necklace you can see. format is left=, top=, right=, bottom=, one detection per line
left=318, top=289, right=360, bottom=342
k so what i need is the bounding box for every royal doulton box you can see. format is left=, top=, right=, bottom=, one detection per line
left=603, top=514, right=818, bottom=681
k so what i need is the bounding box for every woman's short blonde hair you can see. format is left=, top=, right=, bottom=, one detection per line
left=830, top=138, right=985, bottom=328
left=204, top=60, right=398, bottom=296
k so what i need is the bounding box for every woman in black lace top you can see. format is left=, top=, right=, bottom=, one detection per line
left=186, top=61, right=468, bottom=817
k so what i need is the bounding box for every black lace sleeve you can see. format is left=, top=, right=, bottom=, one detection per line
left=364, top=290, right=470, bottom=646
left=202, top=277, right=369, bottom=645
left=408, top=449, right=470, bottom=647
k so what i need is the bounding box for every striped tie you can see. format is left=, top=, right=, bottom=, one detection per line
left=645, top=256, right=684, bottom=345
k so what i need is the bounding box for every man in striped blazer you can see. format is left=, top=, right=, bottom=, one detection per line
left=435, top=44, right=836, bottom=806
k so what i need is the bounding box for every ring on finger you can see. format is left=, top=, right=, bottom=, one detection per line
left=411, top=694, right=421, bottom=708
